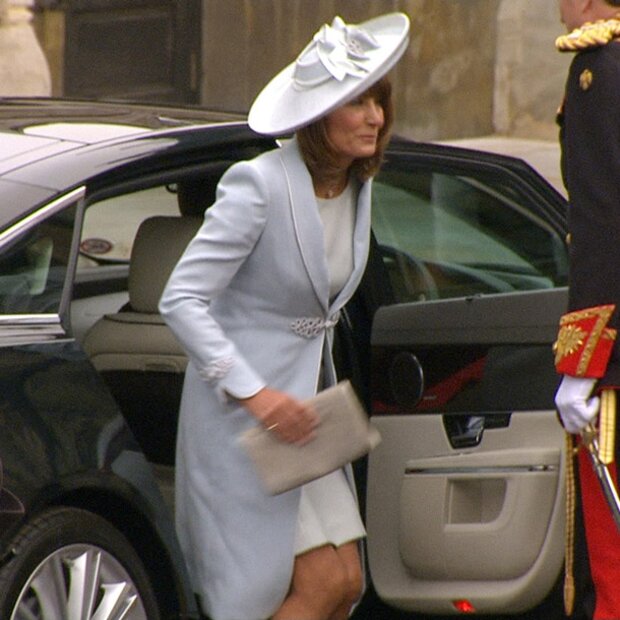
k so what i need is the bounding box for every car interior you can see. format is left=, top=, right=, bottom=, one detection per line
left=82, top=214, right=200, bottom=466
left=74, top=171, right=231, bottom=511
left=69, top=163, right=384, bottom=515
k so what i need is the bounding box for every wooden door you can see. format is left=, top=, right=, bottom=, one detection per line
left=62, top=0, right=200, bottom=103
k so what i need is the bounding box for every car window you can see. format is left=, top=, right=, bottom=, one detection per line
left=0, top=204, right=76, bottom=314
left=79, top=185, right=179, bottom=267
left=372, top=166, right=568, bottom=303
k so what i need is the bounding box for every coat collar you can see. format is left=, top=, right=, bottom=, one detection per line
left=278, top=138, right=371, bottom=314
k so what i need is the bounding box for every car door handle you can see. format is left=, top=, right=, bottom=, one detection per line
left=443, top=413, right=511, bottom=449
left=444, top=414, right=486, bottom=448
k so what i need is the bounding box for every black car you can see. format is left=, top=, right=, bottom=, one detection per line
left=0, top=98, right=569, bottom=619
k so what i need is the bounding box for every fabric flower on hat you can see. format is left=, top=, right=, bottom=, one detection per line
left=294, top=17, right=380, bottom=88
left=249, top=12, right=410, bottom=135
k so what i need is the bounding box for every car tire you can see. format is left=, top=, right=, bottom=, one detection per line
left=0, top=506, right=161, bottom=620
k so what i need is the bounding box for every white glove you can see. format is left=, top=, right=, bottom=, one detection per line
left=554, top=375, right=600, bottom=434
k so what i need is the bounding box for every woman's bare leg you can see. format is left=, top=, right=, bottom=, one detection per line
left=271, top=541, right=361, bottom=620
left=327, top=542, right=363, bottom=620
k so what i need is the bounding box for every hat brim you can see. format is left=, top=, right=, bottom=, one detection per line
left=248, top=13, right=410, bottom=136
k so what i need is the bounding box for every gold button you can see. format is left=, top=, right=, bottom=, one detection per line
left=579, top=69, right=593, bottom=91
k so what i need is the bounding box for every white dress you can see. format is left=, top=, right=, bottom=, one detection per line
left=293, top=182, right=367, bottom=554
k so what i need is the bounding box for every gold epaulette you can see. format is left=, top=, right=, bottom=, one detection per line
left=554, top=305, right=617, bottom=377
left=556, top=16, right=620, bottom=52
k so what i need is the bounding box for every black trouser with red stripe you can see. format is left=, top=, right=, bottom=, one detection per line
left=570, top=446, right=620, bottom=619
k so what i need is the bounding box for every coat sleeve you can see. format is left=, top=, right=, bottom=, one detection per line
left=159, top=160, right=269, bottom=399
left=559, top=46, right=620, bottom=385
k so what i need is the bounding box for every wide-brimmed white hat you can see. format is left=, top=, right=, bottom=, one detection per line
left=248, top=12, right=410, bottom=135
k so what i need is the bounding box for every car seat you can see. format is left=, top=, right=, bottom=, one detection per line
left=83, top=215, right=202, bottom=464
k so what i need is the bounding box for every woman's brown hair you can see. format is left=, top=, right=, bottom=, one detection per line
left=296, top=76, right=394, bottom=184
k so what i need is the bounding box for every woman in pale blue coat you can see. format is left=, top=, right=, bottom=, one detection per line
left=160, top=13, right=409, bottom=620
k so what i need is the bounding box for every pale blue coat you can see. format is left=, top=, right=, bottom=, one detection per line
left=159, top=137, right=372, bottom=620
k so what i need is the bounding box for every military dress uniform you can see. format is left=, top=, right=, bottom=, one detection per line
left=555, top=16, right=620, bottom=620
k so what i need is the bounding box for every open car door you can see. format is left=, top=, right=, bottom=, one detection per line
left=364, top=143, right=568, bottom=615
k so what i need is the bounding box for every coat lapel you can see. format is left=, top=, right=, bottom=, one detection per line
left=279, top=138, right=373, bottom=315
left=279, top=140, right=330, bottom=312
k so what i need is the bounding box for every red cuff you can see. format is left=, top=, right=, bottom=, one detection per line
left=554, top=305, right=617, bottom=378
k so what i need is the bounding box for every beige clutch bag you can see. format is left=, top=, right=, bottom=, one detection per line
left=238, top=380, right=381, bottom=495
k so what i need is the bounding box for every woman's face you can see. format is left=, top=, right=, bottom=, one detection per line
left=324, top=95, right=385, bottom=167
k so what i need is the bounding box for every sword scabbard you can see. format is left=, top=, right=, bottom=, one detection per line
left=583, top=419, right=620, bottom=532
left=599, top=388, right=616, bottom=465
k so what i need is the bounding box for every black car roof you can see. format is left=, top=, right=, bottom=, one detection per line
left=0, top=97, right=246, bottom=133
left=0, top=99, right=276, bottom=219
left=0, top=98, right=565, bottom=233
left=0, top=97, right=255, bottom=175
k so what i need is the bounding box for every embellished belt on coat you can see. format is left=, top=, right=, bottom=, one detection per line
left=290, top=312, right=341, bottom=339
left=199, top=313, right=341, bottom=384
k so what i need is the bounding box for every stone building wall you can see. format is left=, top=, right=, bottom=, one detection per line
left=0, top=0, right=51, bottom=96
left=495, top=0, right=570, bottom=140
left=0, top=1, right=570, bottom=142
left=201, top=0, right=570, bottom=141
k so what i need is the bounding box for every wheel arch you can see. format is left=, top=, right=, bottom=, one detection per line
left=0, top=465, right=198, bottom=618
left=54, top=484, right=189, bottom=618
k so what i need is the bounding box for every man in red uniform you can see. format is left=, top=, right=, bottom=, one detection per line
left=554, top=1, right=620, bottom=618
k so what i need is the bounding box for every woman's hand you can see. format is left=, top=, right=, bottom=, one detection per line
left=239, top=387, right=319, bottom=445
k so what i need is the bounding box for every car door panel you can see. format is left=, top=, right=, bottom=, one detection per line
left=366, top=288, right=567, bottom=614
left=367, top=415, right=565, bottom=614
left=399, top=446, right=562, bottom=581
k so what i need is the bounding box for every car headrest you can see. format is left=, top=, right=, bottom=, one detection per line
left=128, top=216, right=202, bottom=313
